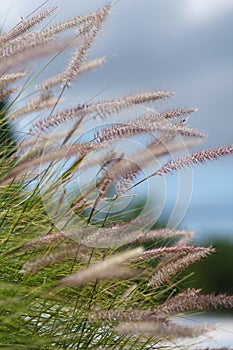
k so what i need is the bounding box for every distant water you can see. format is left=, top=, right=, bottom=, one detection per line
left=173, top=314, right=233, bottom=348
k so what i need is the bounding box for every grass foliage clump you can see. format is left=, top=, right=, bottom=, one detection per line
left=0, top=3, right=233, bottom=349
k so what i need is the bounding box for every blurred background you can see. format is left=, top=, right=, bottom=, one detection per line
left=2, top=0, right=232, bottom=242
left=2, top=0, right=233, bottom=286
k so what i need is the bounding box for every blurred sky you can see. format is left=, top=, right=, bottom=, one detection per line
left=1, top=0, right=233, bottom=239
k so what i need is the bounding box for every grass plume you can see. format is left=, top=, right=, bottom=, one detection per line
left=0, top=2, right=233, bottom=349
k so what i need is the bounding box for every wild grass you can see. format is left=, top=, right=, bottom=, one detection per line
left=0, top=2, right=233, bottom=349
